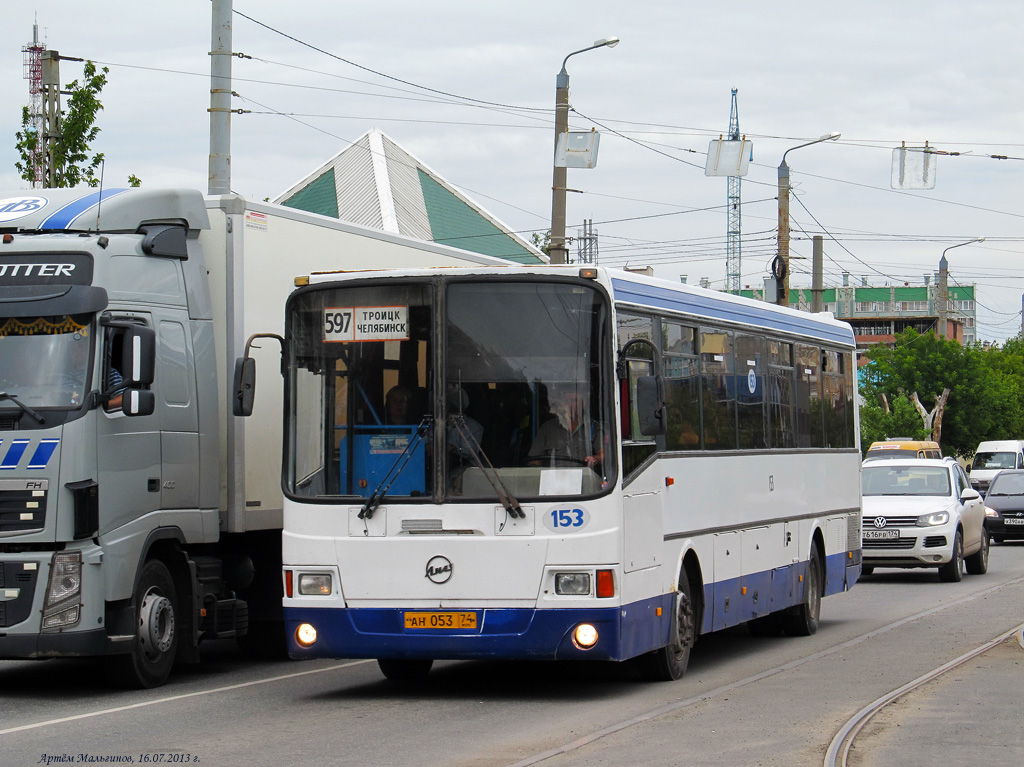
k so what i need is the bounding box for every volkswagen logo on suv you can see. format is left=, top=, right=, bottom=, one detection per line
left=873, top=517, right=888, bottom=528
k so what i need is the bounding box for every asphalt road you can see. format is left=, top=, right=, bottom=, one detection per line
left=2, top=542, right=1022, bottom=767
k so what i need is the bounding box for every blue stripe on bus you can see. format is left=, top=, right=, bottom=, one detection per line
left=27, top=439, right=59, bottom=469
left=286, top=549, right=859, bottom=663
left=610, top=278, right=856, bottom=347
left=39, top=188, right=131, bottom=230
left=1, top=439, right=30, bottom=469
left=285, top=594, right=674, bottom=663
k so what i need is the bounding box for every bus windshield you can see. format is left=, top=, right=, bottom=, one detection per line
left=285, top=278, right=615, bottom=501
left=0, top=315, right=92, bottom=410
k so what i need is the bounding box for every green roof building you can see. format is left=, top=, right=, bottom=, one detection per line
left=274, top=129, right=545, bottom=265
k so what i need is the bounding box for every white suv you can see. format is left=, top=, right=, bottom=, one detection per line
left=861, top=458, right=988, bottom=582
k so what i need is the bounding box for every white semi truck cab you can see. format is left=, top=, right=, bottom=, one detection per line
left=0, top=188, right=263, bottom=687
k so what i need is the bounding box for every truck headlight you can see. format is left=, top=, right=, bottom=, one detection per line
left=41, top=551, right=82, bottom=631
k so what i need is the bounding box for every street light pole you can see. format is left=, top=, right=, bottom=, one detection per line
left=549, top=36, right=619, bottom=265
left=937, top=237, right=985, bottom=339
left=775, top=132, right=840, bottom=306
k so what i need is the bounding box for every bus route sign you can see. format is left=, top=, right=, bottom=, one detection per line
left=324, top=306, right=409, bottom=342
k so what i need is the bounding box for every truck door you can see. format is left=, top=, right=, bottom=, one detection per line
left=97, top=319, right=162, bottom=533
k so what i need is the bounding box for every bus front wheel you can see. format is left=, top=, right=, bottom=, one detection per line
left=637, top=576, right=695, bottom=681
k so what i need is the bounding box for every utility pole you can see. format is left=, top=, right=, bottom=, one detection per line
left=811, top=235, right=823, bottom=312
left=41, top=50, right=62, bottom=188
left=937, top=255, right=949, bottom=339
left=209, top=0, right=233, bottom=195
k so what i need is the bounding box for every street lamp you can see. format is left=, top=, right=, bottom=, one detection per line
left=549, top=36, right=619, bottom=265
left=775, top=132, right=841, bottom=306
left=937, top=237, right=985, bottom=339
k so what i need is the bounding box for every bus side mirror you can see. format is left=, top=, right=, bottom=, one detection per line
left=233, top=356, right=256, bottom=417
left=635, top=375, right=666, bottom=436
left=120, top=326, right=156, bottom=386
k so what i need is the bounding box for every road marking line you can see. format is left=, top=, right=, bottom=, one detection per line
left=0, top=659, right=372, bottom=736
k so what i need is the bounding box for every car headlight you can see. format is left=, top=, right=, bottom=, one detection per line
left=985, top=506, right=999, bottom=518
left=919, top=510, right=949, bottom=526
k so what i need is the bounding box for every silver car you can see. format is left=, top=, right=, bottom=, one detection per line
left=861, top=458, right=988, bottom=582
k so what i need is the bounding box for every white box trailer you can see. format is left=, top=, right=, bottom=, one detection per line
left=0, top=187, right=507, bottom=687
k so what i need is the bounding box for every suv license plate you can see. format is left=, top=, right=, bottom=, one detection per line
left=1003, top=517, right=1024, bottom=525
left=404, top=611, right=478, bottom=630
left=863, top=529, right=899, bottom=540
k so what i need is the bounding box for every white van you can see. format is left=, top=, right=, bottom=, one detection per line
left=969, top=440, right=1024, bottom=493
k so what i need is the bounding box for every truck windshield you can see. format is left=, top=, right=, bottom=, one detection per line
left=0, top=315, right=92, bottom=410
left=285, top=278, right=615, bottom=501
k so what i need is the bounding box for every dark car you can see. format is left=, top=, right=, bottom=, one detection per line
left=983, top=469, right=1024, bottom=542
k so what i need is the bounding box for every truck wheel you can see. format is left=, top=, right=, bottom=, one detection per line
left=110, top=560, right=179, bottom=688
left=782, top=546, right=822, bottom=637
left=637, top=575, right=695, bottom=681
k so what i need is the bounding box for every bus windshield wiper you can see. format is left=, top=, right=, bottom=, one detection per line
left=358, top=417, right=432, bottom=520
left=0, top=392, right=45, bottom=424
left=448, top=414, right=525, bottom=519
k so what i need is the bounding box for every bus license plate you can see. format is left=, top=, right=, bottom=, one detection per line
left=863, top=529, right=899, bottom=540
left=1003, top=517, right=1024, bottom=525
left=404, top=611, right=477, bottom=630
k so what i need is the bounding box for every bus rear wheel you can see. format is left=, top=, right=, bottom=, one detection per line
left=637, top=576, right=695, bottom=681
left=782, top=546, right=821, bottom=637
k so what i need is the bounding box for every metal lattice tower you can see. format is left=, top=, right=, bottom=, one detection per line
left=725, top=89, right=742, bottom=294
left=22, top=21, right=46, bottom=188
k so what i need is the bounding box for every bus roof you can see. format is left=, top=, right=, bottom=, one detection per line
left=301, top=265, right=857, bottom=348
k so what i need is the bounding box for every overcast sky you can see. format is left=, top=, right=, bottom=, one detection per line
left=4, top=1, right=1023, bottom=342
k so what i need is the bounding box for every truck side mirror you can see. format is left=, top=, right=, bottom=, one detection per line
left=233, top=356, right=256, bottom=417
left=635, top=375, right=666, bottom=436
left=122, top=388, right=155, bottom=417
left=120, top=326, right=156, bottom=386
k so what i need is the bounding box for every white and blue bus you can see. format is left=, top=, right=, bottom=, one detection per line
left=266, top=265, right=861, bottom=680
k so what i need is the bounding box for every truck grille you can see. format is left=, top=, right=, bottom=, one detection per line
left=0, top=480, right=48, bottom=535
left=0, top=561, right=39, bottom=627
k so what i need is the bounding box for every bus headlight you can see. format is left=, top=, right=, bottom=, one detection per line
left=296, top=623, right=318, bottom=647
left=298, top=573, right=332, bottom=595
left=41, top=551, right=82, bottom=631
left=555, top=572, right=591, bottom=596
left=573, top=623, right=599, bottom=649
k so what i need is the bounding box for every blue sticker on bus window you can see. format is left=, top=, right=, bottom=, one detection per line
left=543, top=507, right=590, bottom=532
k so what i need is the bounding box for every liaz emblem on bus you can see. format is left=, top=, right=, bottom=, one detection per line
left=323, top=306, right=409, bottom=342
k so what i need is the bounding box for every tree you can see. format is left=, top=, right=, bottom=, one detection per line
left=859, top=393, right=930, bottom=454
left=860, top=329, right=1024, bottom=456
left=15, top=60, right=108, bottom=188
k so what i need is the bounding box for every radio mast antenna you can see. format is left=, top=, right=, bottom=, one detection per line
left=725, top=89, right=742, bottom=294
left=22, top=19, right=46, bottom=188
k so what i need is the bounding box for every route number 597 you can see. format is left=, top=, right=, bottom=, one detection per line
left=324, top=308, right=353, bottom=340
